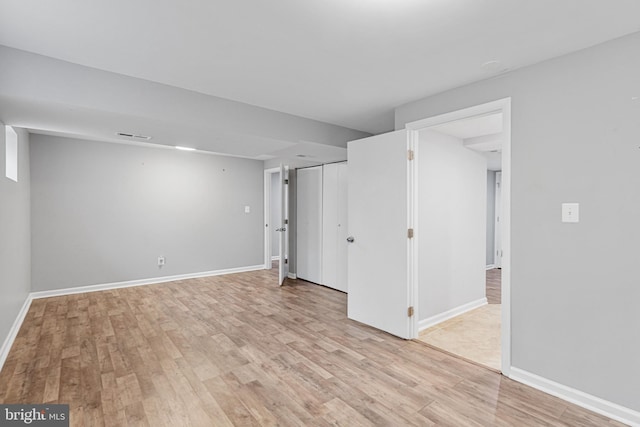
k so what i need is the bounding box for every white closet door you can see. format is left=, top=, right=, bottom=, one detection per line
left=335, top=162, right=348, bottom=292
left=296, top=166, right=323, bottom=284
left=320, top=164, right=336, bottom=291
left=322, top=162, right=348, bottom=293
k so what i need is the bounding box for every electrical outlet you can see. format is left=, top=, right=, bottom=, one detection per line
left=158, top=256, right=165, bottom=267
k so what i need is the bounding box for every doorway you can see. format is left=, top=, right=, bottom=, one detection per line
left=406, top=98, right=511, bottom=375
left=263, top=166, right=289, bottom=285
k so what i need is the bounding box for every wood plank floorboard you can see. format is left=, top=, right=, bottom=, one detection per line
left=486, top=268, right=501, bottom=305
left=0, top=267, right=625, bottom=426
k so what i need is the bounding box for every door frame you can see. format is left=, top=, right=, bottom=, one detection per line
left=494, top=171, right=503, bottom=268
left=405, top=97, right=512, bottom=376
left=263, top=167, right=281, bottom=269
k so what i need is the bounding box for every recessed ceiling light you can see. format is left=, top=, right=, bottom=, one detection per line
left=116, top=132, right=152, bottom=140
left=175, top=146, right=196, bottom=151
left=481, top=60, right=510, bottom=74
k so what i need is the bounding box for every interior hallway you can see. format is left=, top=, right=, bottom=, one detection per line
left=0, top=269, right=621, bottom=426
left=418, top=269, right=502, bottom=371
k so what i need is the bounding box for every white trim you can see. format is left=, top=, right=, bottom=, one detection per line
left=287, top=273, right=297, bottom=279
left=510, top=368, right=640, bottom=426
left=0, top=294, right=32, bottom=371
left=406, top=130, right=417, bottom=339
left=30, top=265, right=264, bottom=299
left=418, top=298, right=487, bottom=332
left=405, top=99, right=507, bottom=131
left=486, top=264, right=496, bottom=270
left=405, top=97, right=512, bottom=376
left=271, top=255, right=280, bottom=261
left=501, top=99, right=512, bottom=377
left=494, top=171, right=503, bottom=268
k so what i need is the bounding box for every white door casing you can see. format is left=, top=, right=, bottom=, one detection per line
left=494, top=171, right=502, bottom=268
left=279, top=165, right=289, bottom=285
left=406, top=97, right=511, bottom=375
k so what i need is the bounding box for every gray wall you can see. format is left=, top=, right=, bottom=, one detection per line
left=486, top=171, right=496, bottom=266
left=0, top=126, right=30, bottom=350
left=0, top=46, right=370, bottom=155
left=418, top=130, right=486, bottom=321
left=396, top=32, right=640, bottom=411
left=30, top=134, right=264, bottom=291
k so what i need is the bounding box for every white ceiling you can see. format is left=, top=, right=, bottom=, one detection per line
left=1, top=0, right=640, bottom=138
left=430, top=112, right=504, bottom=169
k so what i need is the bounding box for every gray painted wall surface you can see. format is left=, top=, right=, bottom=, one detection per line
left=486, top=171, right=496, bottom=266
left=395, top=32, right=640, bottom=411
left=30, top=135, right=264, bottom=291
left=418, top=130, right=486, bottom=321
left=0, top=126, right=30, bottom=349
left=0, top=46, right=370, bottom=153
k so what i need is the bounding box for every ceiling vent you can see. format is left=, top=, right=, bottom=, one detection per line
left=116, top=132, right=152, bottom=140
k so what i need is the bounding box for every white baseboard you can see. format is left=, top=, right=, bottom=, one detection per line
left=510, top=368, right=640, bottom=426
left=418, top=297, right=488, bottom=332
left=271, top=256, right=280, bottom=261
left=287, top=273, right=297, bottom=279
left=30, top=265, right=265, bottom=299
left=486, top=264, right=496, bottom=270
left=0, top=294, right=33, bottom=373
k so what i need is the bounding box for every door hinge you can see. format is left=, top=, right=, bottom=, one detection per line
left=408, top=150, right=414, bottom=161
left=285, top=258, right=288, bottom=264
left=284, top=179, right=289, bottom=185
left=408, top=228, right=414, bottom=239
left=408, top=306, right=414, bottom=317
left=284, top=219, right=289, bottom=225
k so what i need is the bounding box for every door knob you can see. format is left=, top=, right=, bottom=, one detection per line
left=346, top=236, right=355, bottom=243
left=276, top=227, right=287, bottom=232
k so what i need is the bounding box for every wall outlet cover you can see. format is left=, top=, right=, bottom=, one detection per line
left=562, top=203, right=579, bottom=223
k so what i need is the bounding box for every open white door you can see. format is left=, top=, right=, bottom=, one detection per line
left=278, top=165, right=290, bottom=285
left=347, top=130, right=413, bottom=339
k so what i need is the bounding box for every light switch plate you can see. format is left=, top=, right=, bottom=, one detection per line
left=244, top=206, right=251, bottom=214
left=562, top=203, right=579, bottom=223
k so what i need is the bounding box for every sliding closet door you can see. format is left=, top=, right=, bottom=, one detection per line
left=322, top=162, right=348, bottom=292
left=335, top=162, right=348, bottom=292
left=296, top=166, right=323, bottom=284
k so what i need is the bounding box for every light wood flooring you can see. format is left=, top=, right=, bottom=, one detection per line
left=0, top=267, right=623, bottom=426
